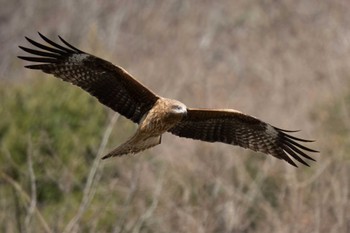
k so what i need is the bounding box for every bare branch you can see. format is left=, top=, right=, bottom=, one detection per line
left=24, top=136, right=37, bottom=233
left=63, top=113, right=120, bottom=233
left=0, top=171, right=53, bottom=233
left=131, top=167, right=164, bottom=233
left=113, top=161, right=142, bottom=233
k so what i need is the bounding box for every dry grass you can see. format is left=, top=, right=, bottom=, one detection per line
left=1, top=0, right=350, bottom=232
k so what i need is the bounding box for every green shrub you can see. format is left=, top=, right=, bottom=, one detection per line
left=0, top=77, right=108, bottom=204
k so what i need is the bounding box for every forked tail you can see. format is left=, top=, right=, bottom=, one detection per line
left=101, top=135, right=161, bottom=159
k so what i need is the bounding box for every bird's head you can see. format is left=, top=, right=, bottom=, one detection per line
left=170, top=100, right=187, bottom=115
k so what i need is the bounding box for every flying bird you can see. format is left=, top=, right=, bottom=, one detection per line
left=18, top=33, right=318, bottom=167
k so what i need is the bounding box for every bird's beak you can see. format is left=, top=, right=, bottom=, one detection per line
left=184, top=109, right=188, bottom=117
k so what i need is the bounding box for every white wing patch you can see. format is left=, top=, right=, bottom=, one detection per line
left=68, top=54, right=89, bottom=64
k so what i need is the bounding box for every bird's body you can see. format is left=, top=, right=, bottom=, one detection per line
left=18, top=33, right=318, bottom=167
left=105, top=97, right=187, bottom=158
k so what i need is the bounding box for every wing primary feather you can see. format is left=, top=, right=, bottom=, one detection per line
left=38, top=32, right=76, bottom=53
left=282, top=145, right=310, bottom=167
left=273, top=127, right=300, bottom=133
left=283, top=136, right=319, bottom=153
left=280, top=152, right=298, bottom=167
left=169, top=109, right=317, bottom=167
left=25, top=36, right=67, bottom=55
left=24, top=65, right=46, bottom=70
left=283, top=140, right=316, bottom=161
left=58, top=35, right=84, bottom=53
left=19, top=33, right=159, bottom=124
left=17, top=56, right=59, bottom=63
left=281, top=132, right=315, bottom=143
left=18, top=46, right=62, bottom=59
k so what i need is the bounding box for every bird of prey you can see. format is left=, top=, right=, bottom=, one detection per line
left=18, top=33, right=318, bottom=167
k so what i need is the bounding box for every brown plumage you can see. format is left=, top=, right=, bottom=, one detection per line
left=18, top=33, right=318, bottom=167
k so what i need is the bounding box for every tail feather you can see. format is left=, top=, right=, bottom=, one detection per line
left=102, top=135, right=161, bottom=159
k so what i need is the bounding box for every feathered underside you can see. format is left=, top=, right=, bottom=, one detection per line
left=169, top=108, right=318, bottom=167
left=18, top=33, right=159, bottom=123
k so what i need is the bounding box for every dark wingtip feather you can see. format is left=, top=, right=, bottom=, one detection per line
left=283, top=136, right=319, bottom=153
left=101, top=154, right=111, bottom=160
left=284, top=140, right=316, bottom=162
left=58, top=35, right=84, bottom=53
left=273, top=127, right=318, bottom=167
left=19, top=46, right=61, bottom=59
left=19, top=33, right=87, bottom=68
left=24, top=65, right=45, bottom=70
left=38, top=32, right=76, bottom=53
left=282, top=132, right=316, bottom=143
left=283, top=145, right=309, bottom=166
left=283, top=154, right=298, bottom=167
left=24, top=36, right=67, bottom=55
left=273, top=126, right=301, bottom=133
left=17, top=56, right=58, bottom=63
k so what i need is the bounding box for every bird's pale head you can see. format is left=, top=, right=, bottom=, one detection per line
left=169, top=99, right=187, bottom=115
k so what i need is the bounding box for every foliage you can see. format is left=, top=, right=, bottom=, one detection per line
left=0, top=78, right=109, bottom=231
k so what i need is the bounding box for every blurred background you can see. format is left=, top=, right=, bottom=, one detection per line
left=1, top=0, right=350, bottom=232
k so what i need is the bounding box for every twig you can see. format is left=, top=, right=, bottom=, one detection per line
left=24, top=136, right=37, bottom=233
left=113, top=161, right=142, bottom=233
left=131, top=167, right=164, bottom=233
left=63, top=113, right=119, bottom=233
left=0, top=171, right=53, bottom=233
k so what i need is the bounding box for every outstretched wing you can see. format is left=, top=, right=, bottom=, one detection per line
left=169, top=108, right=318, bottom=167
left=18, top=33, right=159, bottom=123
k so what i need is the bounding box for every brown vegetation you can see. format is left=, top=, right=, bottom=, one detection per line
left=1, top=0, right=350, bottom=232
